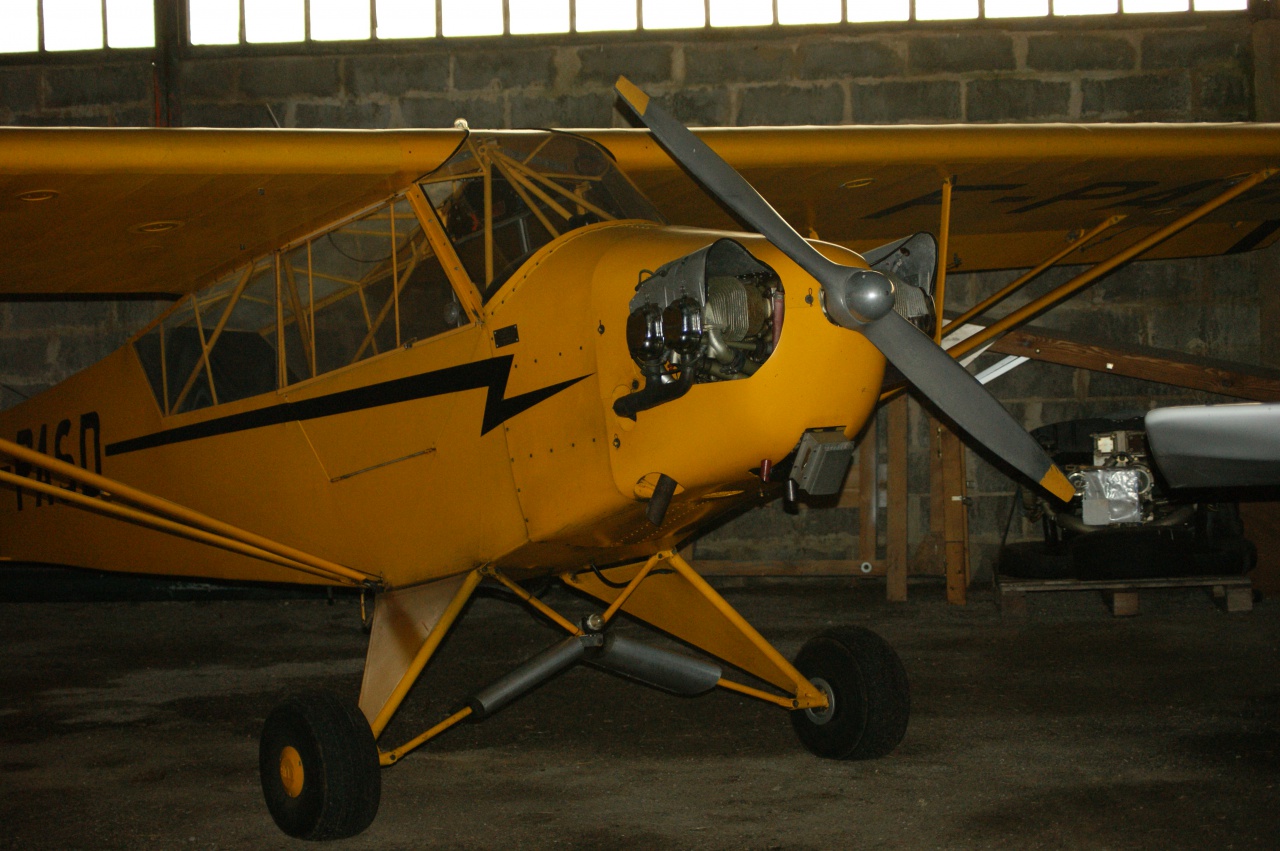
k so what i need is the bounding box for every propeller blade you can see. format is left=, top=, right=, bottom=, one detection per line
left=614, top=76, right=1074, bottom=502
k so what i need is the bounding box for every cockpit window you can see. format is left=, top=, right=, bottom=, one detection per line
left=419, top=133, right=662, bottom=303
left=134, top=194, right=471, bottom=417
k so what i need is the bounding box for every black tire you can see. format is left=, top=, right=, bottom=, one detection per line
left=790, top=627, right=909, bottom=760
left=259, top=692, right=381, bottom=841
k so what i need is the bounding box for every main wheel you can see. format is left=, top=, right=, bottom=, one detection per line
left=259, top=692, right=381, bottom=840
left=790, top=627, right=909, bottom=760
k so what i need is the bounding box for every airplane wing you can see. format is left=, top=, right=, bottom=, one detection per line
left=2, top=124, right=1277, bottom=298
left=1146, top=403, right=1280, bottom=489
left=0, top=127, right=466, bottom=297
left=585, top=124, right=1280, bottom=272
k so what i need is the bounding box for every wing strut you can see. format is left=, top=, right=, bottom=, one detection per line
left=946, top=168, right=1277, bottom=362
left=941, top=215, right=1127, bottom=336
left=0, top=435, right=378, bottom=587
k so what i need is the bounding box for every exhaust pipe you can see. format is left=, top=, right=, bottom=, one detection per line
left=466, top=632, right=722, bottom=721
left=468, top=634, right=601, bottom=719
left=590, top=633, right=721, bottom=696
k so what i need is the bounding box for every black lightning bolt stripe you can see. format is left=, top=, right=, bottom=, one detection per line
left=104, top=355, right=589, bottom=457
left=1227, top=219, right=1280, bottom=254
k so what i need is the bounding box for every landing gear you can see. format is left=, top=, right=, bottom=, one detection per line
left=790, top=627, right=910, bottom=760
left=259, top=692, right=381, bottom=841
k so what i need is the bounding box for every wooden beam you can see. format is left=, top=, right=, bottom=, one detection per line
left=989, top=326, right=1280, bottom=402
left=940, top=427, right=970, bottom=606
left=886, top=397, right=909, bottom=603
left=695, top=560, right=883, bottom=577
left=858, top=414, right=878, bottom=563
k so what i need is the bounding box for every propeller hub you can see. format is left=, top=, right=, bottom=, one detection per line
left=820, top=268, right=895, bottom=329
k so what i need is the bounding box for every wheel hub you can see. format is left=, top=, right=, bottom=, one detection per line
left=279, top=746, right=305, bottom=798
left=804, top=677, right=836, bottom=725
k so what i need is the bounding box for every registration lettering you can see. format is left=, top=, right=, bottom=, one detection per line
left=9, top=412, right=102, bottom=510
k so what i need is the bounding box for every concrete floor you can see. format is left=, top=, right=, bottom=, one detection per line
left=1, top=576, right=1276, bottom=850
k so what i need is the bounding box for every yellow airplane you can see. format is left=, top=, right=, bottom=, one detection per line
left=1, top=77, right=1277, bottom=839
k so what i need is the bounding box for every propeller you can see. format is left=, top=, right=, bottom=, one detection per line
left=614, top=77, right=1074, bottom=502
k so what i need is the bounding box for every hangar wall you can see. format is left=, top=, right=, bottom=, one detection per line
left=2, top=12, right=1277, bottom=579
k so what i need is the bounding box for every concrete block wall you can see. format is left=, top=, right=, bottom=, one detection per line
left=1, top=14, right=1275, bottom=578
left=0, top=18, right=1259, bottom=129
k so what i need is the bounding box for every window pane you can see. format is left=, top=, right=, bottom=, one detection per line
left=205, top=263, right=282, bottom=406
left=392, top=199, right=471, bottom=345
left=160, top=298, right=213, bottom=413
left=916, top=0, right=978, bottom=19
left=281, top=246, right=315, bottom=382
left=312, top=0, right=371, bottom=40
left=987, top=0, right=1048, bottom=15
left=442, top=0, right=502, bottom=35
left=643, top=0, right=704, bottom=29
left=106, top=0, right=155, bottom=47
left=376, top=0, right=435, bottom=38
left=1054, top=0, right=1118, bottom=13
left=1193, top=0, right=1247, bottom=8
left=422, top=134, right=661, bottom=302
left=1123, top=0, right=1187, bottom=9
left=847, top=0, right=908, bottom=21
left=44, top=0, right=104, bottom=50
left=0, top=0, right=39, bottom=53
left=511, top=0, right=569, bottom=33
left=778, top=0, right=841, bottom=24
left=190, top=0, right=240, bottom=44
left=162, top=285, right=225, bottom=414
left=577, top=0, right=636, bottom=31
left=245, top=0, right=304, bottom=42
left=306, top=206, right=399, bottom=376
left=711, top=0, right=772, bottom=26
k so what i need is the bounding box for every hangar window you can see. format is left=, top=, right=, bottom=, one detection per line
left=419, top=133, right=662, bottom=302
left=0, top=0, right=153, bottom=53
left=0, top=0, right=1252, bottom=52
left=177, top=0, right=1247, bottom=46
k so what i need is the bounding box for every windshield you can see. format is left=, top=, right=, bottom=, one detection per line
left=420, top=133, right=662, bottom=303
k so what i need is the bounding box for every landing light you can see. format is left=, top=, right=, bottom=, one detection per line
left=17, top=189, right=58, bottom=202
left=132, top=220, right=183, bottom=234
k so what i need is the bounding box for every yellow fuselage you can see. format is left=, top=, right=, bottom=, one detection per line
left=0, top=222, right=883, bottom=588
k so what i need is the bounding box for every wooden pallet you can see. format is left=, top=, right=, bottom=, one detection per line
left=997, top=574, right=1254, bottom=617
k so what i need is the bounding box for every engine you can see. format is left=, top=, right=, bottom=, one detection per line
left=1065, top=429, right=1157, bottom=527
left=615, top=239, right=783, bottom=419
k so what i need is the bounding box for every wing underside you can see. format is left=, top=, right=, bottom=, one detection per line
left=1, top=123, right=1278, bottom=299
left=585, top=123, right=1280, bottom=272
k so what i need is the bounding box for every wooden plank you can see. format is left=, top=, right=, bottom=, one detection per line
left=998, top=575, right=1253, bottom=593
left=1239, top=502, right=1280, bottom=598
left=885, top=397, right=909, bottom=603
left=1224, top=586, right=1255, bottom=612
left=999, top=588, right=1028, bottom=618
left=694, top=560, right=883, bottom=577
left=989, top=326, right=1280, bottom=402
left=1106, top=591, right=1141, bottom=617
left=912, top=415, right=946, bottom=576
left=858, top=414, right=878, bottom=563
left=940, top=427, right=970, bottom=605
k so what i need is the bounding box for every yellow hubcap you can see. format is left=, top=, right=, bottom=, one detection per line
left=279, top=746, right=305, bottom=798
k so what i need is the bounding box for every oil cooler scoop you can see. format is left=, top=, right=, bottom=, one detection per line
left=789, top=430, right=857, bottom=497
